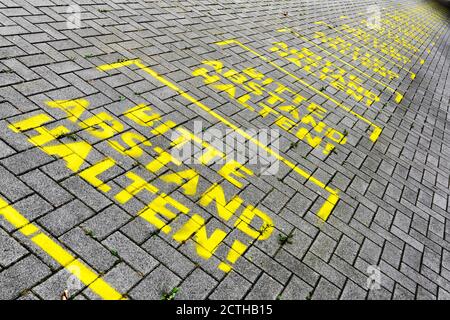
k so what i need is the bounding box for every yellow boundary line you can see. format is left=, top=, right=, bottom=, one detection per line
left=215, top=39, right=382, bottom=143
left=349, top=5, right=444, bottom=56
left=277, top=27, right=404, bottom=104
left=0, top=196, right=123, bottom=300
left=313, top=9, right=447, bottom=81
left=352, top=7, right=439, bottom=47
left=97, top=59, right=339, bottom=221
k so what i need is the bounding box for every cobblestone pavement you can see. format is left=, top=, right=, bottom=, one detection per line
left=0, top=0, right=450, bottom=300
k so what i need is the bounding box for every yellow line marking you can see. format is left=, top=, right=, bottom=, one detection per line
left=363, top=5, right=440, bottom=43
left=97, top=59, right=339, bottom=221
left=347, top=18, right=430, bottom=64
left=383, top=11, right=439, bottom=38
left=214, top=39, right=382, bottom=143
left=314, top=21, right=417, bottom=80
left=359, top=3, right=448, bottom=67
left=354, top=6, right=443, bottom=61
left=277, top=27, right=404, bottom=104
left=0, top=196, right=123, bottom=300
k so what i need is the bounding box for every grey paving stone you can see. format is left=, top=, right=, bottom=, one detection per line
left=17, top=291, right=40, bottom=300
left=334, top=235, right=360, bottom=264
left=381, top=241, right=403, bottom=269
left=176, top=268, right=218, bottom=300
left=340, top=280, right=367, bottom=300
left=38, top=200, right=94, bottom=237
left=367, top=287, right=393, bottom=300
left=0, top=139, right=15, bottom=159
left=102, top=231, right=158, bottom=275
left=283, top=228, right=313, bottom=259
left=0, top=228, right=28, bottom=267
left=60, top=176, right=111, bottom=212
left=0, top=165, right=32, bottom=202
left=280, top=275, right=313, bottom=300
left=443, top=249, right=450, bottom=271
left=417, top=286, right=436, bottom=300
left=303, top=252, right=346, bottom=288
left=82, top=205, right=131, bottom=240
left=0, top=102, right=20, bottom=119
left=33, top=268, right=85, bottom=300
left=13, top=194, right=53, bottom=221
left=129, top=265, right=181, bottom=300
left=245, top=273, right=283, bottom=300
left=245, top=246, right=291, bottom=284
left=209, top=271, right=252, bottom=300
left=41, top=159, right=75, bottom=181
left=359, top=239, right=382, bottom=265
left=142, top=236, right=196, bottom=278
left=402, top=244, right=422, bottom=271
left=438, top=287, right=450, bottom=300
left=60, top=227, right=118, bottom=274
left=393, top=284, right=415, bottom=300
left=312, top=278, right=340, bottom=300
left=20, top=169, right=74, bottom=207
left=310, top=232, right=338, bottom=263
left=1, top=147, right=53, bottom=175
left=0, top=255, right=51, bottom=299
left=84, top=263, right=143, bottom=299
left=120, top=217, right=156, bottom=245
left=275, top=249, right=319, bottom=287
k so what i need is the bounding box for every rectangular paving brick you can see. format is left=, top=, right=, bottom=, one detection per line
left=37, top=200, right=94, bottom=236
left=0, top=165, right=32, bottom=202
left=129, top=265, right=181, bottom=300
left=176, top=268, right=218, bottom=300
left=81, top=205, right=131, bottom=240
left=60, top=227, right=118, bottom=273
left=209, top=271, right=252, bottom=300
left=142, top=236, right=196, bottom=278
left=245, top=273, right=283, bottom=300
left=1, top=0, right=450, bottom=301
left=0, top=228, right=28, bottom=267
left=20, top=169, right=73, bottom=207
left=0, top=255, right=51, bottom=299
left=60, top=176, right=111, bottom=212
left=102, top=231, right=158, bottom=275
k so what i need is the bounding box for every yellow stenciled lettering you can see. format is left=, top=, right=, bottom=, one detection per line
left=9, top=114, right=53, bottom=133
left=30, top=126, right=70, bottom=147
left=46, top=99, right=89, bottom=123
left=108, top=131, right=152, bottom=158
left=199, top=183, right=244, bottom=221
left=114, top=172, right=159, bottom=204
left=160, top=169, right=199, bottom=196
left=235, top=205, right=274, bottom=240
left=138, top=194, right=190, bottom=234
left=146, top=147, right=182, bottom=173
left=41, top=141, right=92, bottom=172
left=82, top=112, right=125, bottom=140
left=10, top=114, right=92, bottom=172
left=124, top=104, right=176, bottom=136
left=124, top=104, right=161, bottom=127
left=218, top=160, right=253, bottom=188
left=275, top=116, right=296, bottom=132
left=172, top=214, right=227, bottom=259
left=295, top=127, right=322, bottom=148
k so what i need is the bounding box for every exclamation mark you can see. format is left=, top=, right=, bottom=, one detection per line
left=218, top=240, right=247, bottom=273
